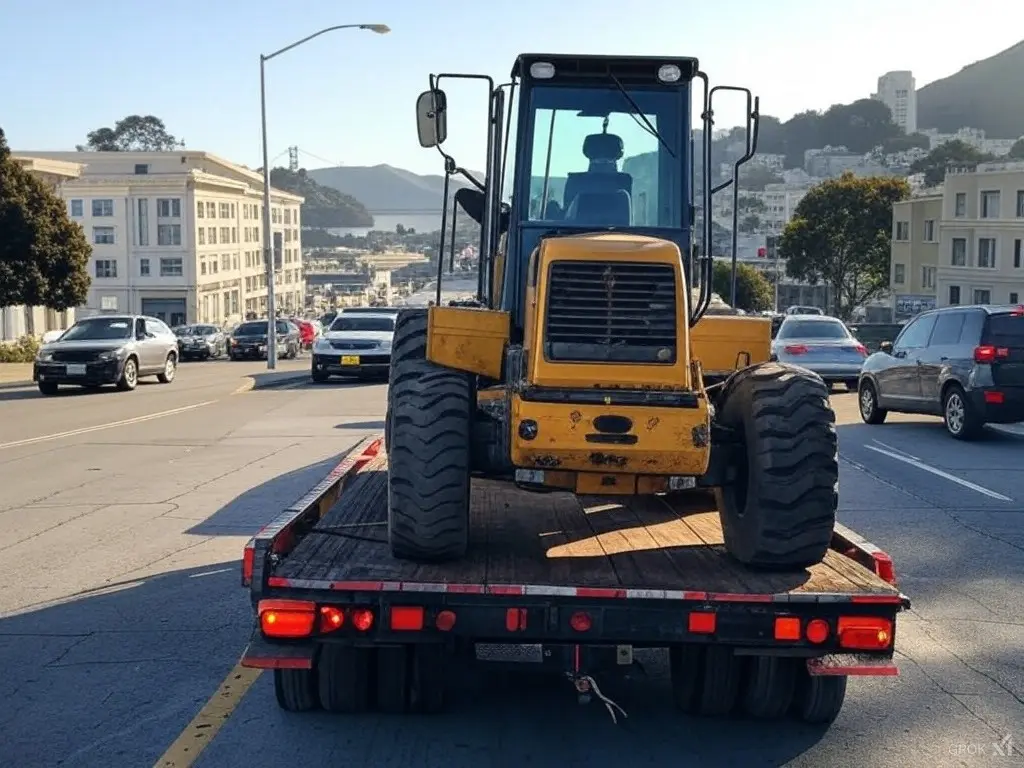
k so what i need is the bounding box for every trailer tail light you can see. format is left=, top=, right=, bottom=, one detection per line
left=569, top=611, right=592, bottom=632
left=241, top=542, right=255, bottom=587
left=805, top=619, right=830, bottom=644
left=837, top=616, right=892, bottom=650
left=390, top=606, right=425, bottom=631
left=974, top=345, right=1009, bottom=363
left=259, top=599, right=316, bottom=638
left=784, top=344, right=809, bottom=355
left=506, top=608, right=527, bottom=632
left=774, top=616, right=801, bottom=641
left=688, top=612, right=716, bottom=634
left=435, top=610, right=457, bottom=631
left=350, top=608, right=375, bottom=632
left=319, top=606, right=345, bottom=633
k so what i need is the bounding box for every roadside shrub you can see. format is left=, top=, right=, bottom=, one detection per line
left=0, top=335, right=41, bottom=363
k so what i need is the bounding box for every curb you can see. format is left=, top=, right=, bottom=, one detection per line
left=0, top=379, right=32, bottom=391
left=232, top=372, right=309, bottom=395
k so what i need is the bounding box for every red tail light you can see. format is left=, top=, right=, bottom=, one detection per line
left=784, top=344, right=809, bottom=355
left=319, top=606, right=345, bottom=633
left=837, top=616, right=892, bottom=650
left=974, top=345, right=1009, bottom=363
left=854, top=343, right=868, bottom=356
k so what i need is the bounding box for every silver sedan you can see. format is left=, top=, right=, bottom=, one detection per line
left=771, top=315, right=868, bottom=390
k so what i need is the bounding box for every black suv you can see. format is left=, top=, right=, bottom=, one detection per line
left=858, top=304, right=1024, bottom=439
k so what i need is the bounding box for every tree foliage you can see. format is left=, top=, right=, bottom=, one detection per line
left=1009, top=138, right=1024, bottom=160
left=779, top=172, right=910, bottom=321
left=909, top=140, right=996, bottom=186
left=269, top=167, right=374, bottom=228
left=77, top=115, right=184, bottom=152
left=712, top=261, right=774, bottom=313
left=0, top=127, right=92, bottom=311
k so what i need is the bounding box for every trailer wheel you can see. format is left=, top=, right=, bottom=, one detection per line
left=375, top=645, right=411, bottom=713
left=411, top=643, right=448, bottom=714
left=273, top=668, right=320, bottom=712
left=697, top=646, right=742, bottom=716
left=793, top=669, right=847, bottom=724
left=668, top=644, right=705, bottom=713
left=714, top=362, right=838, bottom=569
left=741, top=655, right=797, bottom=719
left=318, top=644, right=372, bottom=713
left=387, top=309, right=473, bottom=562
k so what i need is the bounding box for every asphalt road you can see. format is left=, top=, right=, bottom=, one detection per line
left=0, top=378, right=1021, bottom=768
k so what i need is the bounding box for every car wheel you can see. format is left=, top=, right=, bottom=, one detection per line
left=157, top=353, right=177, bottom=384
left=858, top=380, right=888, bottom=425
left=38, top=381, right=59, bottom=396
left=117, top=357, right=139, bottom=391
left=943, top=385, right=982, bottom=440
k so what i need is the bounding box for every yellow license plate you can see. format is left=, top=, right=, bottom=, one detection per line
left=340, top=355, right=360, bottom=365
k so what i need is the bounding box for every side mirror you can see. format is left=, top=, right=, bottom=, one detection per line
left=879, top=341, right=893, bottom=354
left=416, top=89, right=447, bottom=148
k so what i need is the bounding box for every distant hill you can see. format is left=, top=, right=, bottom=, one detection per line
left=308, top=164, right=479, bottom=213
left=917, top=40, right=1024, bottom=138
left=269, top=167, right=373, bottom=227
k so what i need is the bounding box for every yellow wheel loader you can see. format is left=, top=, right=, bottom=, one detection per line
left=385, top=53, right=838, bottom=570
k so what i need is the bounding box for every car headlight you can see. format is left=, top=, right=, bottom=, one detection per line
left=314, top=339, right=333, bottom=352
left=97, top=348, right=125, bottom=361
left=37, top=350, right=54, bottom=362
left=378, top=339, right=392, bottom=351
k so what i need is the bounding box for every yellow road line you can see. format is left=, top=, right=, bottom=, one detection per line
left=153, top=663, right=264, bottom=768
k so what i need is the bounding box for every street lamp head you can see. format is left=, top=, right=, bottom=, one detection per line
left=361, top=24, right=390, bottom=34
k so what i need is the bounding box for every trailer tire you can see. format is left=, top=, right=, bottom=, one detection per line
left=273, top=668, right=320, bottom=712
left=697, top=646, right=742, bottom=716
left=318, top=645, right=372, bottom=713
left=375, top=645, right=411, bottom=713
left=411, top=643, right=447, bottom=714
left=387, top=309, right=473, bottom=562
left=668, top=644, right=705, bottom=714
left=793, top=670, right=847, bottom=724
left=714, top=362, right=838, bottom=569
left=741, top=655, right=797, bottom=719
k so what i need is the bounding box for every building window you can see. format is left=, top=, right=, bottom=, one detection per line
left=1011, top=292, right=1019, bottom=304
left=980, top=191, right=1000, bottom=219
left=156, top=198, right=181, bottom=218
left=219, top=203, right=231, bottom=218
left=893, top=264, right=905, bottom=284
left=923, top=220, right=935, bottom=241
left=954, top=193, right=966, bottom=217
left=92, top=199, right=114, bottom=217
left=206, top=202, right=216, bottom=218
left=93, top=226, right=115, bottom=245
left=137, top=198, right=149, bottom=246
left=198, top=228, right=205, bottom=245
left=140, top=258, right=150, bottom=276
left=921, top=266, right=936, bottom=289
left=231, top=227, right=237, bottom=243
left=948, top=286, right=961, bottom=305
left=220, top=226, right=230, bottom=243
left=1017, top=190, right=1024, bottom=218
left=209, top=227, right=217, bottom=244
left=973, top=289, right=991, bottom=305
left=94, top=259, right=117, bottom=278
left=1015, top=239, right=1022, bottom=268
left=196, top=201, right=205, bottom=219
left=977, top=238, right=996, bottom=268
left=951, top=237, right=967, bottom=266
left=160, top=258, right=184, bottom=277
left=70, top=199, right=83, bottom=217
left=894, top=221, right=909, bottom=240
left=158, top=224, right=182, bottom=246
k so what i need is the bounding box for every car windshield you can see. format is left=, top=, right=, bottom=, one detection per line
left=331, top=316, right=395, bottom=332
left=777, top=319, right=850, bottom=340
left=60, top=318, right=133, bottom=341
left=235, top=322, right=267, bottom=335
left=343, top=307, right=399, bottom=315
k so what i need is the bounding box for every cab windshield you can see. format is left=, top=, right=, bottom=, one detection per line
left=521, top=84, right=685, bottom=230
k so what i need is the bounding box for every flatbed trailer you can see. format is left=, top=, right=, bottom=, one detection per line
left=241, top=436, right=910, bottom=724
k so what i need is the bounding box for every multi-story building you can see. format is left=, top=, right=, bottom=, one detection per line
left=872, top=71, right=917, bottom=134
left=919, top=127, right=1021, bottom=156
left=889, top=194, right=941, bottom=319
left=2, top=156, right=84, bottom=341
left=17, top=151, right=305, bottom=326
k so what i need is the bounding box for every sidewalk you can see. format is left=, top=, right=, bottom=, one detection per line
left=0, top=363, right=33, bottom=389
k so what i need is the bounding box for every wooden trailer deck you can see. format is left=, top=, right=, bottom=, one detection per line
left=276, top=453, right=898, bottom=597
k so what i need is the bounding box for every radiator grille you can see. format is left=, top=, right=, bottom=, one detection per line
left=51, top=349, right=104, bottom=363
left=543, top=261, right=677, bottom=364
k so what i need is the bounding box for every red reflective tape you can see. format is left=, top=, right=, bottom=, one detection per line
left=807, top=662, right=898, bottom=677
left=446, top=584, right=486, bottom=594
left=488, top=585, right=525, bottom=595
left=682, top=591, right=708, bottom=601
left=242, top=656, right=313, bottom=670
left=708, top=592, right=774, bottom=603
left=267, top=576, right=291, bottom=588
left=574, top=587, right=627, bottom=599
left=329, top=581, right=384, bottom=592
left=850, top=594, right=904, bottom=604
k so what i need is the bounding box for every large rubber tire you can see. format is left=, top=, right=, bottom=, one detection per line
left=793, top=670, right=847, bottom=724
left=714, top=362, right=838, bottom=570
left=741, top=655, right=797, bottom=719
left=318, top=644, right=371, bottom=713
left=375, top=645, right=411, bottom=713
left=410, top=643, right=447, bottom=714
left=273, top=668, right=320, bottom=712
left=387, top=309, right=473, bottom=562
left=38, top=381, right=59, bottom=396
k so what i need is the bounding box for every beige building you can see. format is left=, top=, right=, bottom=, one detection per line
left=1, top=156, right=84, bottom=341
left=17, top=150, right=305, bottom=326
left=889, top=194, right=941, bottom=320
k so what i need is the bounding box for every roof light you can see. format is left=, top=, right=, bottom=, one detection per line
left=529, top=61, right=555, bottom=79
left=658, top=64, right=682, bottom=83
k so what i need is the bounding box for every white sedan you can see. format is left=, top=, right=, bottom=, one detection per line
left=310, top=312, right=396, bottom=382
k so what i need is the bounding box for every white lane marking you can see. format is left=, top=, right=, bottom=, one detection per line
left=863, top=444, right=1013, bottom=501
left=871, top=439, right=919, bottom=460
left=0, top=401, right=217, bottom=451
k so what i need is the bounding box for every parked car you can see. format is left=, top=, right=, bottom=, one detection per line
left=177, top=324, right=227, bottom=360
left=290, top=318, right=318, bottom=350
left=858, top=304, right=1024, bottom=439
left=311, top=312, right=396, bottom=382
left=786, top=305, right=825, bottom=316
left=771, top=315, right=867, bottom=391
left=846, top=322, right=906, bottom=354
left=33, top=314, right=178, bottom=395
left=228, top=319, right=301, bottom=360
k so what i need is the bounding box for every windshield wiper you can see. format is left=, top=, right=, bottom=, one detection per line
left=608, top=73, right=675, bottom=158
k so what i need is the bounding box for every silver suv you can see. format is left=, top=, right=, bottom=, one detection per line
left=33, top=314, right=179, bottom=395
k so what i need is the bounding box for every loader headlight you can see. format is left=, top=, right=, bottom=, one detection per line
left=658, top=64, right=682, bottom=83
left=529, top=61, right=555, bottom=79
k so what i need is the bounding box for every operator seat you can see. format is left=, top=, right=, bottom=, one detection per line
left=562, top=132, right=633, bottom=222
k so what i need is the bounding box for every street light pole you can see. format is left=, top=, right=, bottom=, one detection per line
left=258, top=23, right=390, bottom=370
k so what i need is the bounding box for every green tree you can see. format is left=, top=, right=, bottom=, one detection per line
left=780, top=172, right=910, bottom=321
left=0, top=127, right=92, bottom=314
left=712, top=261, right=773, bottom=312
left=739, top=164, right=784, bottom=191
left=77, top=115, right=184, bottom=152
left=737, top=195, right=766, bottom=213
left=1008, top=138, right=1024, bottom=159
left=910, top=140, right=995, bottom=186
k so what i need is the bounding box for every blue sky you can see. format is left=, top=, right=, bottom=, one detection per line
left=3, top=0, right=1022, bottom=176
